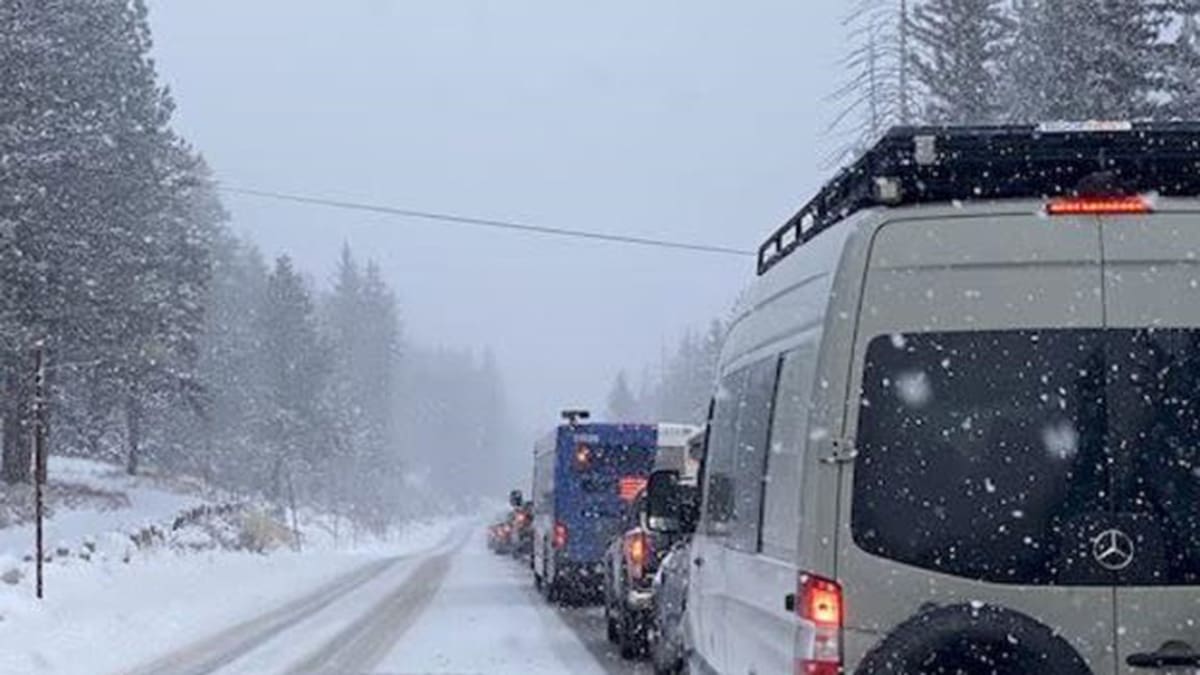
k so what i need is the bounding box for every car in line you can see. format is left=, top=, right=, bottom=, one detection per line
left=648, top=122, right=1200, bottom=675
left=510, top=499, right=534, bottom=561
left=487, top=517, right=514, bottom=555
left=646, top=430, right=704, bottom=673
left=649, top=536, right=693, bottom=675
left=603, top=428, right=704, bottom=662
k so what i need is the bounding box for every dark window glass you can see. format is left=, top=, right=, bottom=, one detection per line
left=1109, top=330, right=1200, bottom=584
left=761, top=344, right=817, bottom=560
left=854, top=329, right=1200, bottom=586
left=703, top=371, right=745, bottom=535
left=728, top=358, right=778, bottom=552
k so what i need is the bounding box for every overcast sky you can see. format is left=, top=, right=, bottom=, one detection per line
left=147, top=1, right=845, bottom=439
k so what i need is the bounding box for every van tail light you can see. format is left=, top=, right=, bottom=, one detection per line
left=552, top=521, right=568, bottom=549
left=624, top=529, right=651, bottom=581
left=1046, top=195, right=1152, bottom=215
left=795, top=573, right=843, bottom=675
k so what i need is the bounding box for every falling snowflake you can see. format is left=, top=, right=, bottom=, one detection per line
left=894, top=371, right=933, bottom=408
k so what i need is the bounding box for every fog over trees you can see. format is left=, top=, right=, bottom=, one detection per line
left=11, top=0, right=1200, bottom=527
left=0, top=0, right=519, bottom=529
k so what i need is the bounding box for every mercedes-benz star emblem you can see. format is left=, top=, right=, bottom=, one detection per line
left=1092, top=528, right=1135, bottom=571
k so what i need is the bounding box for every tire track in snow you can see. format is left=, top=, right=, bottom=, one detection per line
left=281, top=534, right=464, bottom=675
left=118, top=556, right=401, bottom=675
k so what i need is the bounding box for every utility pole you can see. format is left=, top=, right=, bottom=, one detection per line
left=32, top=340, right=46, bottom=600
left=898, top=0, right=910, bottom=124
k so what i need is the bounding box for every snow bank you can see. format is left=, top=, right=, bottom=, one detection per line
left=0, top=456, right=213, bottom=558
left=0, top=517, right=463, bottom=675
left=0, top=455, right=469, bottom=675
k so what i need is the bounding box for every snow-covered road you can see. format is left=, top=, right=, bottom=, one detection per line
left=109, top=522, right=648, bottom=675
left=376, top=526, right=650, bottom=675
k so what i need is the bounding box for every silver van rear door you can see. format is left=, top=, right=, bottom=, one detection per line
left=838, top=210, right=1117, bottom=675
left=1101, top=209, right=1200, bottom=675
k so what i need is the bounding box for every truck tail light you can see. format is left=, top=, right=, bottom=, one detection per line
left=618, top=475, right=647, bottom=502
left=795, top=573, right=843, bottom=675
left=552, top=521, right=568, bottom=549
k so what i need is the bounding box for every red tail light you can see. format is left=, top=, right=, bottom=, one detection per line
left=623, top=530, right=651, bottom=580
left=618, top=475, right=647, bottom=502
left=1046, top=195, right=1151, bottom=215
left=552, top=521, right=568, bottom=549
left=795, top=573, right=843, bottom=675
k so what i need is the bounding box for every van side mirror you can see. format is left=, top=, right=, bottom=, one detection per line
left=647, top=469, right=697, bottom=534
left=509, top=489, right=524, bottom=508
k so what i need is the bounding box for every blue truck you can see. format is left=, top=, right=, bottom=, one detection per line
left=532, top=422, right=679, bottom=602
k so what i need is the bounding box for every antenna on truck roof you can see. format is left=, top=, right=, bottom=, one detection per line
left=757, top=121, right=1200, bottom=276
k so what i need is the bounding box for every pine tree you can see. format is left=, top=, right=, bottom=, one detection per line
left=0, top=0, right=104, bottom=482
left=321, top=247, right=405, bottom=527
left=190, top=233, right=270, bottom=489
left=0, top=0, right=214, bottom=481
left=607, top=371, right=639, bottom=421
left=260, top=256, right=330, bottom=504
left=909, top=0, right=1012, bottom=124
left=1162, top=2, right=1200, bottom=116
left=1005, top=0, right=1166, bottom=121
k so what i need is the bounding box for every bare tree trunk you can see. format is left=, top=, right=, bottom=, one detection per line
left=286, top=470, right=301, bottom=552
left=269, top=453, right=285, bottom=512
left=125, top=389, right=142, bottom=476
left=84, top=371, right=106, bottom=460
left=2, top=360, right=33, bottom=484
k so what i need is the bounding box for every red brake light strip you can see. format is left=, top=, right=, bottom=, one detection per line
left=1046, top=196, right=1151, bottom=215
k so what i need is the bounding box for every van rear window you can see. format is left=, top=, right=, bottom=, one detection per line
left=853, top=329, right=1200, bottom=586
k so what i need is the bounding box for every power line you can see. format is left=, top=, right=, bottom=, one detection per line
left=217, top=185, right=755, bottom=258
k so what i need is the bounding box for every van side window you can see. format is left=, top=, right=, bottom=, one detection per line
left=534, top=451, right=554, bottom=516
left=761, top=342, right=818, bottom=560
left=702, top=370, right=745, bottom=536
left=727, top=357, right=780, bottom=553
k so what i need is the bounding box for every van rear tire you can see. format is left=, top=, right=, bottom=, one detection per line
left=856, top=604, right=1091, bottom=675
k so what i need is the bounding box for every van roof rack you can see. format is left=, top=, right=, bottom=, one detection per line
left=757, top=121, right=1200, bottom=275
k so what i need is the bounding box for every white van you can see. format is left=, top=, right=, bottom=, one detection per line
left=651, top=123, right=1200, bottom=675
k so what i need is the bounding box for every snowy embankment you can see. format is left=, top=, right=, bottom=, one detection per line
left=0, top=456, right=205, bottom=562
left=0, top=456, right=461, bottom=675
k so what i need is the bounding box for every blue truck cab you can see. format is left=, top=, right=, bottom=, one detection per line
left=532, top=423, right=659, bottom=601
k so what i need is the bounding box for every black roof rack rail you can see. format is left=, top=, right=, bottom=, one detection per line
left=757, top=121, right=1200, bottom=276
